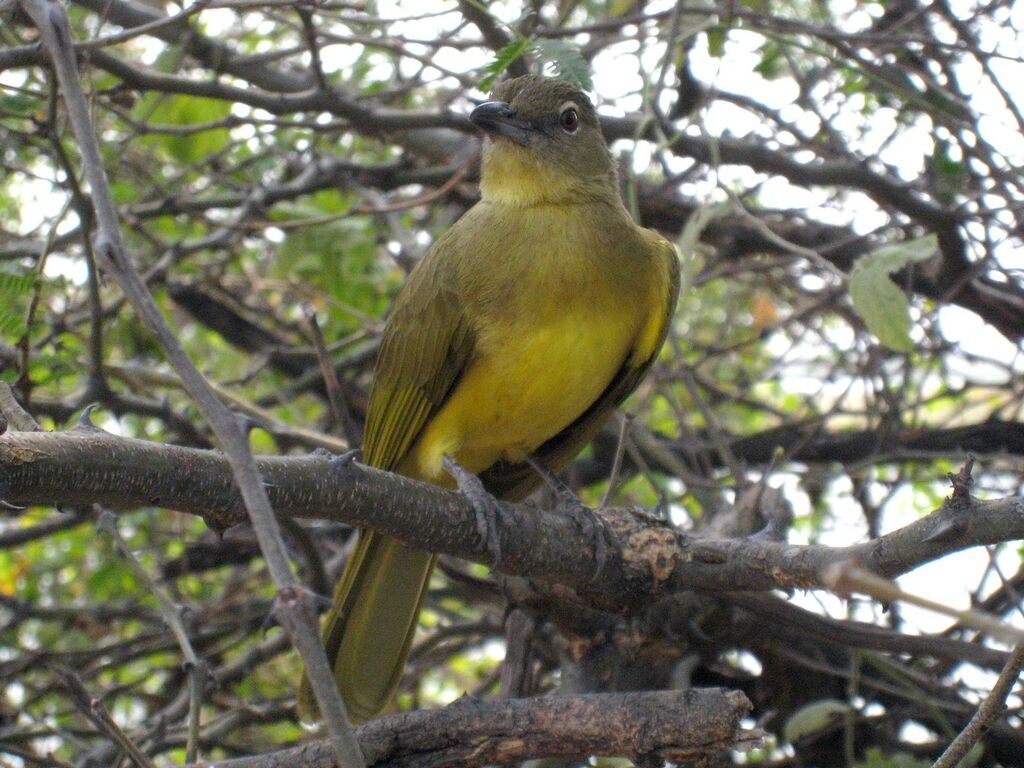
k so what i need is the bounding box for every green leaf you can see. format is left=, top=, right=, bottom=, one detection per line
left=478, top=37, right=593, bottom=94
left=532, top=39, right=593, bottom=91
left=754, top=42, right=784, bottom=79
left=134, top=94, right=232, bottom=164
left=928, top=139, right=967, bottom=203
left=479, top=37, right=533, bottom=92
left=848, top=235, right=937, bottom=352
left=0, top=91, right=38, bottom=117
left=784, top=699, right=850, bottom=743
left=0, top=267, right=36, bottom=342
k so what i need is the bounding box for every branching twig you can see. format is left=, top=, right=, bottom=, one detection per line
left=302, top=304, right=361, bottom=450
left=52, top=666, right=157, bottom=768
left=97, top=508, right=208, bottom=763
left=823, top=563, right=1024, bottom=645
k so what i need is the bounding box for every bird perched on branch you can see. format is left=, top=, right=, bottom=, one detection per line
left=299, top=74, right=679, bottom=723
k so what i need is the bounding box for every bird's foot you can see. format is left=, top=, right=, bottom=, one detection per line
left=522, top=454, right=617, bottom=582
left=442, top=454, right=509, bottom=571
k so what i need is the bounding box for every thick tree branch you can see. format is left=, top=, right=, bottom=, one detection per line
left=196, top=689, right=754, bottom=768
left=3, top=429, right=1022, bottom=609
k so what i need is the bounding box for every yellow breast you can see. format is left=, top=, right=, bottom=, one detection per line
left=410, top=309, right=637, bottom=480
left=399, top=202, right=663, bottom=484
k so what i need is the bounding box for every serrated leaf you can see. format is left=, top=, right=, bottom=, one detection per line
left=849, top=234, right=937, bottom=352
left=479, top=37, right=533, bottom=92
left=0, top=268, right=35, bottom=342
left=0, top=312, right=25, bottom=339
left=532, top=39, right=593, bottom=91
left=784, top=699, right=850, bottom=743
left=0, top=270, right=36, bottom=295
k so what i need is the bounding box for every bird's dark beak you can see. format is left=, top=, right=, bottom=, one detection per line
left=470, top=101, right=535, bottom=147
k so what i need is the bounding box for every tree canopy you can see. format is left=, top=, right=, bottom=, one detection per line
left=1, top=1, right=1023, bottom=767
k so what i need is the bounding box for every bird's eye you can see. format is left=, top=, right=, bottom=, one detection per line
left=559, top=108, right=579, bottom=133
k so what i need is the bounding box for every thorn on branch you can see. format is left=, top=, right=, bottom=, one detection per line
left=271, top=584, right=323, bottom=629
left=95, top=506, right=117, bottom=535
left=74, top=403, right=103, bottom=430
left=922, top=514, right=972, bottom=544
left=328, top=448, right=360, bottom=468
left=946, top=454, right=975, bottom=505
left=233, top=410, right=261, bottom=436
left=926, top=454, right=977, bottom=543
left=93, top=236, right=118, bottom=271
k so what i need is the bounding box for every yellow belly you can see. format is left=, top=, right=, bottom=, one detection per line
left=403, top=307, right=638, bottom=483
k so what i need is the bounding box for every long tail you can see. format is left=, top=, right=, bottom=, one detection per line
left=298, top=531, right=436, bottom=724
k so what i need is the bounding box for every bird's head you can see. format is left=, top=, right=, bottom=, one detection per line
left=470, top=75, right=617, bottom=206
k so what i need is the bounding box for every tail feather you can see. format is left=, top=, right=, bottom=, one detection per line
left=298, top=531, right=436, bottom=724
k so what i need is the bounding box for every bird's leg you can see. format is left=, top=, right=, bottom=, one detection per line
left=442, top=454, right=509, bottom=571
left=522, top=454, right=616, bottom=582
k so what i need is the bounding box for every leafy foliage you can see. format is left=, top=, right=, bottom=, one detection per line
left=532, top=38, right=593, bottom=91
left=479, top=38, right=533, bottom=91
left=480, top=37, right=592, bottom=92
left=849, top=235, right=937, bottom=351
left=0, top=266, right=35, bottom=342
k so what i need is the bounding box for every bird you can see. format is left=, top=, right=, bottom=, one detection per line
left=299, top=74, right=680, bottom=724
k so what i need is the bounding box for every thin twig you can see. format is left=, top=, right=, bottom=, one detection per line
left=97, top=508, right=207, bottom=763
left=302, top=304, right=361, bottom=449
left=250, top=153, right=476, bottom=230
left=823, top=563, right=1024, bottom=645
left=601, top=411, right=633, bottom=508
left=932, top=640, right=1024, bottom=768
left=681, top=367, right=745, bottom=481
left=52, top=666, right=158, bottom=768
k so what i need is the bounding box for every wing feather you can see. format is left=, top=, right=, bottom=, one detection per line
left=363, top=239, right=475, bottom=471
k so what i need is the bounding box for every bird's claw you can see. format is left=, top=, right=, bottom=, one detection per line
left=523, top=454, right=616, bottom=582
left=442, top=454, right=507, bottom=571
